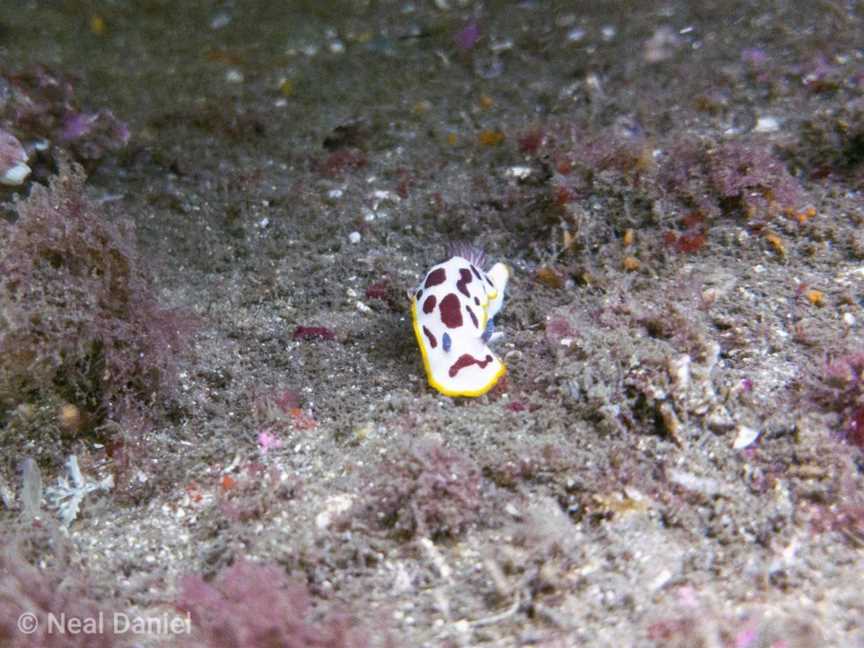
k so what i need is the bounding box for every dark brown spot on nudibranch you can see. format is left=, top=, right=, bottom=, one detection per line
left=425, top=268, right=446, bottom=288
left=485, top=275, right=494, bottom=287
left=456, top=268, right=473, bottom=298
left=449, top=353, right=494, bottom=377
left=474, top=297, right=480, bottom=306
left=466, top=304, right=479, bottom=328
left=423, top=295, right=437, bottom=314
left=439, top=293, right=463, bottom=328
left=423, top=326, right=437, bottom=348
left=415, top=289, right=423, bottom=300
left=470, top=265, right=482, bottom=281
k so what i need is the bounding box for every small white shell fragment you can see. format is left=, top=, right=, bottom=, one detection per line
left=348, top=231, right=362, bottom=244
left=650, top=569, right=674, bottom=592
left=0, top=474, right=14, bottom=510
left=0, top=128, right=31, bottom=186
left=504, top=502, right=521, bottom=518
left=754, top=115, right=780, bottom=133
left=418, top=536, right=452, bottom=581
left=315, top=494, right=354, bottom=529
left=224, top=69, right=244, bottom=83
left=566, top=27, right=586, bottom=42
left=505, top=165, right=533, bottom=180
left=370, top=189, right=400, bottom=207
left=668, top=469, right=722, bottom=497
left=643, top=26, right=680, bottom=63
left=391, top=564, right=414, bottom=595
left=732, top=424, right=760, bottom=449
left=1, top=162, right=31, bottom=186
left=668, top=354, right=691, bottom=390
left=843, top=312, right=855, bottom=326
left=209, top=11, right=232, bottom=29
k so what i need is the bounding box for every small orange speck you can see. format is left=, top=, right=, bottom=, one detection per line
left=805, top=289, right=825, bottom=307
left=634, top=146, right=656, bottom=173
left=555, top=158, right=573, bottom=175
left=220, top=475, right=237, bottom=491
left=563, top=230, right=576, bottom=251
left=622, top=256, right=640, bottom=271
left=797, top=206, right=817, bottom=224
left=290, top=408, right=317, bottom=430
left=623, top=229, right=635, bottom=247
left=186, top=482, right=203, bottom=503
left=413, top=100, right=432, bottom=114
left=786, top=206, right=817, bottom=224
left=90, top=15, right=106, bottom=35
left=765, top=232, right=786, bottom=257
left=478, top=129, right=505, bottom=146
left=479, top=95, right=494, bottom=110
left=535, top=266, right=565, bottom=288
left=59, top=403, right=81, bottom=432
left=446, top=132, right=458, bottom=146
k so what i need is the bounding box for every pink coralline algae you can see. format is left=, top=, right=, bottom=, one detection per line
left=0, top=159, right=186, bottom=426
left=59, top=109, right=129, bottom=152
left=818, top=353, right=864, bottom=449
left=365, top=280, right=390, bottom=301
left=0, top=551, right=122, bottom=648
left=659, top=140, right=803, bottom=220
left=292, top=326, right=336, bottom=341
left=0, top=66, right=130, bottom=168
left=177, top=560, right=369, bottom=648
left=357, top=439, right=483, bottom=540
left=257, top=429, right=283, bottom=455
left=364, top=278, right=404, bottom=311
left=314, top=149, right=367, bottom=177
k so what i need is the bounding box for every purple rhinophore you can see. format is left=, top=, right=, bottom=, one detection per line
left=455, top=20, right=480, bottom=51
left=740, top=47, right=768, bottom=68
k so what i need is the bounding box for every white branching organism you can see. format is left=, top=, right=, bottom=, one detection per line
left=45, top=455, right=114, bottom=527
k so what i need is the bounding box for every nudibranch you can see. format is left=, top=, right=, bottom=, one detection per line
left=411, top=245, right=509, bottom=397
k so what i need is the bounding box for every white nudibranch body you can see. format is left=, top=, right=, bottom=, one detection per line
left=411, top=248, right=509, bottom=397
